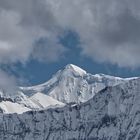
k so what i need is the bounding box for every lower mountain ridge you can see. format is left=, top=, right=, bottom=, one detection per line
left=0, top=64, right=139, bottom=140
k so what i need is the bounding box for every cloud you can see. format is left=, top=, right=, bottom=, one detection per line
left=0, top=0, right=64, bottom=64
left=1, top=0, right=140, bottom=67
left=32, top=38, right=67, bottom=63
left=47, top=0, right=140, bottom=68
left=0, top=69, right=17, bottom=94
left=0, top=9, right=34, bottom=64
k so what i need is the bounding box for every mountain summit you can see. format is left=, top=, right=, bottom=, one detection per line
left=64, top=64, right=87, bottom=76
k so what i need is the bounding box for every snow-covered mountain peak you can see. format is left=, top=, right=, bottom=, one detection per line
left=64, top=64, right=86, bottom=76
left=20, top=64, right=138, bottom=105
left=0, top=64, right=139, bottom=114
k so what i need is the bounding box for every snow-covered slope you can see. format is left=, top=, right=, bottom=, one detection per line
left=0, top=91, right=65, bottom=114
left=0, top=101, right=30, bottom=114
left=0, top=78, right=140, bottom=140
left=29, top=92, right=65, bottom=109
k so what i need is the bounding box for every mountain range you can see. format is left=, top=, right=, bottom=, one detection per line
left=0, top=64, right=139, bottom=140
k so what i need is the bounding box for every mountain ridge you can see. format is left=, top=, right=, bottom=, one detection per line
left=0, top=77, right=140, bottom=139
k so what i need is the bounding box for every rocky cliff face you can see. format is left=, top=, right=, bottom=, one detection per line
left=0, top=78, right=140, bottom=140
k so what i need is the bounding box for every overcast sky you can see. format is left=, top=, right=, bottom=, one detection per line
left=0, top=0, right=140, bottom=90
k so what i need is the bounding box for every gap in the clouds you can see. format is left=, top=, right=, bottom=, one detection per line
left=1, top=30, right=140, bottom=86
left=59, top=30, right=81, bottom=58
